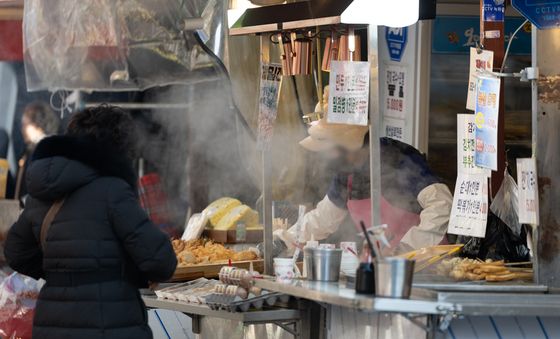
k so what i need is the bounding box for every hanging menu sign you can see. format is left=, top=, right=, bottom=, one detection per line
left=457, top=114, right=491, bottom=177
left=474, top=76, right=500, bottom=171
left=384, top=65, right=407, bottom=119
left=327, top=61, right=370, bottom=126
left=448, top=174, right=489, bottom=238
left=257, top=63, right=283, bottom=150
left=466, top=48, right=493, bottom=111
left=517, top=158, right=540, bottom=225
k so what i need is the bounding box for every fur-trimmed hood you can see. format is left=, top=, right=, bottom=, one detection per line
left=27, top=135, right=137, bottom=201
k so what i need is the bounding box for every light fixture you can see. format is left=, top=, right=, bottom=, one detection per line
left=341, top=0, right=420, bottom=28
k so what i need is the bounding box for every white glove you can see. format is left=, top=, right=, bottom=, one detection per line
left=274, top=195, right=348, bottom=250
left=399, top=183, right=453, bottom=250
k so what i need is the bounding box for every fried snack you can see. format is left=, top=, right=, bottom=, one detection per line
left=232, top=250, right=258, bottom=261
left=440, top=258, right=533, bottom=282
left=486, top=272, right=533, bottom=282
left=173, top=238, right=261, bottom=266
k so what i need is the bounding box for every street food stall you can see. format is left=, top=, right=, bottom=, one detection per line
left=2, top=0, right=560, bottom=338
left=142, top=0, right=560, bottom=338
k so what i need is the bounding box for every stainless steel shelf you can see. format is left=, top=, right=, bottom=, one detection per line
left=255, top=278, right=560, bottom=317
left=143, top=295, right=301, bottom=323
left=254, top=279, right=458, bottom=315
left=436, top=292, right=560, bottom=316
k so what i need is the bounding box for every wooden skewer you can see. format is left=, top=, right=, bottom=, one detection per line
left=415, top=246, right=463, bottom=273
left=504, top=261, right=533, bottom=267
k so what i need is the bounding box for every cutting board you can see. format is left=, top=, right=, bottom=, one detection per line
left=171, top=260, right=264, bottom=282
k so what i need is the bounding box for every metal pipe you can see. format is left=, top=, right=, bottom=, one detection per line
left=260, top=35, right=274, bottom=275
left=531, top=24, right=539, bottom=283
left=367, top=25, right=381, bottom=227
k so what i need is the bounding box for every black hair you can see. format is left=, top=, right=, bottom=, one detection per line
left=23, top=101, right=61, bottom=135
left=66, top=104, right=135, bottom=158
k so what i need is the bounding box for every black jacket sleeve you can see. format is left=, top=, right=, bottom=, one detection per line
left=4, top=209, right=44, bottom=279
left=108, top=180, right=177, bottom=282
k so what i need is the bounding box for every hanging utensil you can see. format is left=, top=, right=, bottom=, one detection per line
left=279, top=33, right=294, bottom=76
left=322, top=30, right=339, bottom=72
left=292, top=34, right=312, bottom=75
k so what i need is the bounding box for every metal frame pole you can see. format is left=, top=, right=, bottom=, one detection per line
left=530, top=24, right=540, bottom=283
left=367, top=26, right=382, bottom=227
left=260, top=35, right=274, bottom=275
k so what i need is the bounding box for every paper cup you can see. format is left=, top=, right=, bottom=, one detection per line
left=274, top=258, right=295, bottom=282
left=339, top=242, right=357, bottom=254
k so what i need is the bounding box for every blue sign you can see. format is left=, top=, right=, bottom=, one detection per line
left=385, top=27, right=408, bottom=62
left=432, top=16, right=531, bottom=55
left=483, top=0, right=505, bottom=22
left=512, top=0, right=560, bottom=30
left=475, top=77, right=501, bottom=171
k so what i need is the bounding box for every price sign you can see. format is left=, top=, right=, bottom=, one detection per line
left=457, top=114, right=491, bottom=176
left=466, top=48, right=493, bottom=111
left=257, top=63, right=283, bottom=150
left=327, top=61, right=370, bottom=126
left=474, top=76, right=501, bottom=171
left=448, top=174, right=489, bottom=238
left=384, top=65, right=407, bottom=119
left=517, top=158, right=540, bottom=225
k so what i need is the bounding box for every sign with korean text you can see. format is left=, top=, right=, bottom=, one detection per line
left=512, top=0, right=560, bottom=30
left=474, top=76, right=501, bottom=171
left=517, top=158, right=540, bottom=225
left=449, top=174, right=489, bottom=238
left=466, top=48, right=494, bottom=111
left=385, top=27, right=408, bottom=62
left=457, top=114, right=492, bottom=177
left=483, top=0, right=506, bottom=22
left=383, top=117, right=405, bottom=141
left=257, top=63, right=282, bottom=149
left=327, top=61, right=370, bottom=126
left=384, top=65, right=407, bottom=119
left=432, top=16, right=531, bottom=55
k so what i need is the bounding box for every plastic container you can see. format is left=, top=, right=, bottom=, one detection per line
left=355, top=263, right=375, bottom=294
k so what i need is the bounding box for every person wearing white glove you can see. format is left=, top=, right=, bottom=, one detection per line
left=274, top=118, right=452, bottom=253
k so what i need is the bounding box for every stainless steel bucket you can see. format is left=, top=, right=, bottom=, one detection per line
left=311, top=248, right=342, bottom=282
left=375, top=258, right=415, bottom=298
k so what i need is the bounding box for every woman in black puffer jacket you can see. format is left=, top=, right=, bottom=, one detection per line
left=4, top=105, right=177, bottom=339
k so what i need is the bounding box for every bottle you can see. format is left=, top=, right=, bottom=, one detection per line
left=355, top=241, right=375, bottom=294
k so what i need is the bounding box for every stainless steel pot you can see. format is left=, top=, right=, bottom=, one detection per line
left=374, top=258, right=415, bottom=298
left=311, top=248, right=342, bottom=282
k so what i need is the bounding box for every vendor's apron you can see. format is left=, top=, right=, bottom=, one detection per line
left=346, top=175, right=420, bottom=249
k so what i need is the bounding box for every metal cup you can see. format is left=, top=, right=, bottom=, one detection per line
left=311, top=248, right=342, bottom=282
left=374, top=258, right=415, bottom=299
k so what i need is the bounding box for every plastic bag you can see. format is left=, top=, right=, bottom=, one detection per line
left=460, top=212, right=530, bottom=262
left=23, top=0, right=227, bottom=91
left=0, top=273, right=44, bottom=339
left=490, top=171, right=521, bottom=236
